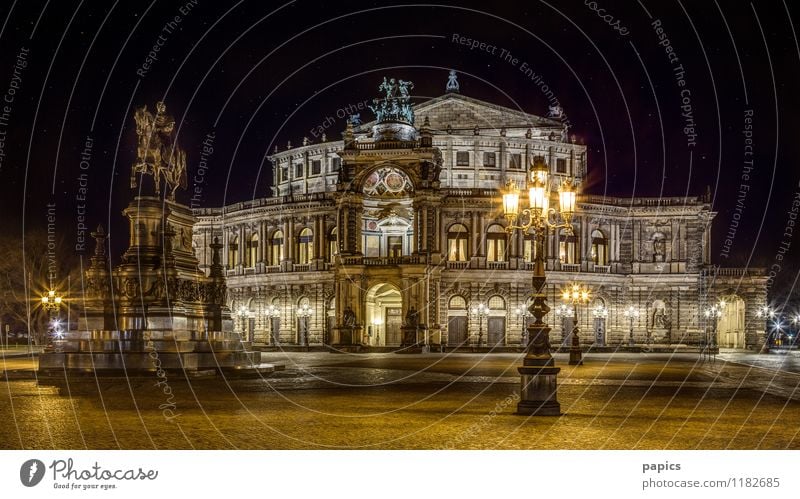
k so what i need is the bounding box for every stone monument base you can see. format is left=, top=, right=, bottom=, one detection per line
left=38, top=329, right=263, bottom=378
left=516, top=364, right=562, bottom=416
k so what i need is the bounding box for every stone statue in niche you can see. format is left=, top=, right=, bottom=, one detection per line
left=343, top=306, right=356, bottom=327
left=405, top=305, right=419, bottom=327
left=652, top=234, right=666, bottom=262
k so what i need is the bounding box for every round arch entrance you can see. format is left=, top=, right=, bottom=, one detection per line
left=366, top=283, right=402, bottom=347
left=718, top=295, right=746, bottom=348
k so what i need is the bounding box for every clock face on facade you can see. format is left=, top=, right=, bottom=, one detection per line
left=363, top=167, right=413, bottom=197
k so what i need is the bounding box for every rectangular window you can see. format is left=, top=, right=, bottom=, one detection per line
left=388, top=236, right=403, bottom=257
left=509, top=153, right=522, bottom=169
left=365, top=235, right=380, bottom=257
left=487, top=238, right=506, bottom=262
left=456, top=151, right=470, bottom=166
left=556, top=158, right=567, bottom=173
left=331, top=157, right=341, bottom=172
left=523, top=237, right=537, bottom=262
left=295, top=163, right=304, bottom=178
left=483, top=152, right=496, bottom=167
left=280, top=167, right=288, bottom=183
left=311, top=159, right=322, bottom=175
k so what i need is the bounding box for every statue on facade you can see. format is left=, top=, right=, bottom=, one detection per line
left=405, top=306, right=419, bottom=328
left=343, top=306, right=357, bottom=327
left=446, top=70, right=460, bottom=93
left=131, top=101, right=188, bottom=200
left=368, top=76, right=414, bottom=124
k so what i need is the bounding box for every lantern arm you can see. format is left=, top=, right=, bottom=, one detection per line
left=543, top=207, right=574, bottom=235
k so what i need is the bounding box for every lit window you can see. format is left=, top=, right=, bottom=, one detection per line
left=270, top=230, right=283, bottom=266
left=523, top=234, right=538, bottom=262
left=591, top=229, right=608, bottom=266
left=227, top=236, right=239, bottom=269
left=559, top=230, right=577, bottom=264
left=298, top=228, right=314, bottom=264
left=247, top=233, right=258, bottom=267
left=328, top=227, right=338, bottom=262
left=488, top=295, right=506, bottom=310
left=486, top=224, right=506, bottom=262
left=447, top=224, right=469, bottom=262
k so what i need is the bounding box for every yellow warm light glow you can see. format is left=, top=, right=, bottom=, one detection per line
left=559, top=181, right=576, bottom=215
left=503, top=180, right=520, bottom=217
left=528, top=185, right=545, bottom=212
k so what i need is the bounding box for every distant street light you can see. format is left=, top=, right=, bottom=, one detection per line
left=703, top=300, right=725, bottom=360
left=470, top=303, right=488, bottom=347
left=757, top=305, right=776, bottom=353
left=623, top=306, right=640, bottom=347
left=266, top=304, right=280, bottom=346
left=561, top=284, right=590, bottom=365
left=297, top=303, right=313, bottom=347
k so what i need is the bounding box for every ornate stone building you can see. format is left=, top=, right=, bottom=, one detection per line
left=192, top=74, right=769, bottom=351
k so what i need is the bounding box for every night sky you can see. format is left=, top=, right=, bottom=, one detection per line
left=0, top=1, right=797, bottom=298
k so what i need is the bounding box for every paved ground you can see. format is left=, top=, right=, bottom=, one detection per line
left=1, top=350, right=799, bottom=449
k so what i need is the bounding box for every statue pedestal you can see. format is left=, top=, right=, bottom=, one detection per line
left=397, top=325, right=426, bottom=353
left=517, top=364, right=562, bottom=416
left=332, top=326, right=363, bottom=352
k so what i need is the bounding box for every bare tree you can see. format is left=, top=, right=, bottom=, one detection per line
left=0, top=229, right=80, bottom=345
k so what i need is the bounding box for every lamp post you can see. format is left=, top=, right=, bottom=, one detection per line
left=554, top=304, right=574, bottom=346
left=756, top=305, right=776, bottom=353
left=623, top=306, right=640, bottom=347
left=470, top=303, right=488, bottom=347
left=297, top=302, right=312, bottom=346
left=41, top=288, right=64, bottom=347
left=501, top=155, right=577, bottom=416
left=561, top=284, right=590, bottom=365
left=515, top=305, right=532, bottom=346
left=703, top=300, right=725, bottom=359
left=237, top=306, right=253, bottom=343
left=266, top=304, right=280, bottom=346
left=592, top=305, right=608, bottom=346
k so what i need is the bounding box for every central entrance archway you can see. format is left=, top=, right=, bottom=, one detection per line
left=718, top=295, right=746, bottom=348
left=366, top=283, right=402, bottom=347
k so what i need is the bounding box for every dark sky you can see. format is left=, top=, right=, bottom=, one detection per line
left=0, top=0, right=798, bottom=297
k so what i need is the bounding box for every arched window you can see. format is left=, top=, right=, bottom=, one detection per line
left=488, top=295, right=506, bottom=310
left=523, top=234, right=538, bottom=262
left=486, top=224, right=506, bottom=262
left=448, top=295, right=466, bottom=309
left=298, top=228, right=314, bottom=264
left=270, top=230, right=283, bottom=266
left=328, top=227, right=338, bottom=262
left=591, top=229, right=608, bottom=266
left=247, top=232, right=259, bottom=267
left=447, top=224, right=469, bottom=261
left=227, top=235, right=239, bottom=269
left=559, top=229, right=577, bottom=264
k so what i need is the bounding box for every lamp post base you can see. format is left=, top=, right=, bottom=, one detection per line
left=517, top=365, right=562, bottom=416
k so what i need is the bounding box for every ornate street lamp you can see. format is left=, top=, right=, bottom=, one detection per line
left=756, top=305, right=776, bottom=353
left=297, top=303, right=313, bottom=347
left=703, top=300, right=725, bottom=359
left=592, top=304, right=608, bottom=346
left=41, top=288, right=64, bottom=346
left=561, top=284, right=590, bottom=365
left=623, top=305, right=640, bottom=347
left=514, top=305, right=532, bottom=346
left=470, top=303, right=488, bottom=347
left=501, top=156, right=577, bottom=416
left=554, top=304, right=574, bottom=346
left=237, top=306, right=253, bottom=343
left=266, top=304, right=280, bottom=346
